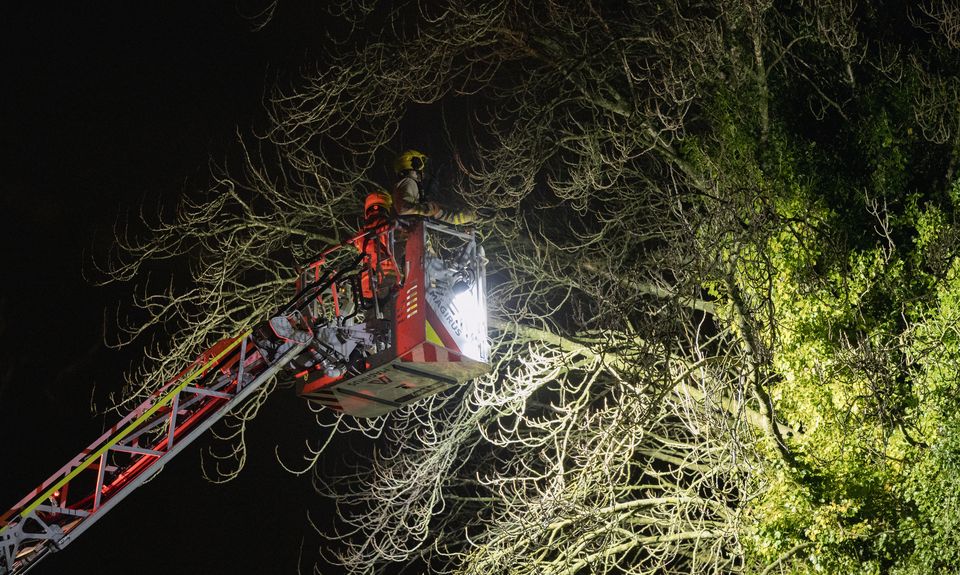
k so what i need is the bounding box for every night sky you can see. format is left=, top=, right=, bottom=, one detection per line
left=1, top=4, right=344, bottom=573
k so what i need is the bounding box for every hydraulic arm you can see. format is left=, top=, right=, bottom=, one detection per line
left=0, top=220, right=489, bottom=574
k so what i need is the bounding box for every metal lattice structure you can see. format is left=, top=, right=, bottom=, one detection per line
left=0, top=326, right=312, bottom=574
left=0, top=219, right=489, bottom=574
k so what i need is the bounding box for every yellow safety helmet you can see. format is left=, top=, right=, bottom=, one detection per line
left=393, top=149, right=428, bottom=175
left=364, top=190, right=393, bottom=217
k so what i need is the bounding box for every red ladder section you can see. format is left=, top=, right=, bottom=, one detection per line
left=0, top=326, right=312, bottom=574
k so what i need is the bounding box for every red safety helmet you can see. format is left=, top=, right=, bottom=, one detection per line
left=364, top=191, right=393, bottom=218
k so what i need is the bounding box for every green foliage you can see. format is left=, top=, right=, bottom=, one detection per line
left=702, top=4, right=960, bottom=571
left=896, top=417, right=960, bottom=573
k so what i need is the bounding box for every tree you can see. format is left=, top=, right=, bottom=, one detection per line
left=98, top=0, right=960, bottom=573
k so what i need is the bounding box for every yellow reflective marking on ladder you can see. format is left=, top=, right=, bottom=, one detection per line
left=16, top=329, right=253, bottom=523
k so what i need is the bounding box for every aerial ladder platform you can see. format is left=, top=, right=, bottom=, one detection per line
left=0, top=220, right=489, bottom=574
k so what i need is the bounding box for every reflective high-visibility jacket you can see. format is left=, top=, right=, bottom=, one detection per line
left=353, top=217, right=398, bottom=301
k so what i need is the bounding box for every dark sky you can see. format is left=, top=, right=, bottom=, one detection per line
left=1, top=3, right=343, bottom=573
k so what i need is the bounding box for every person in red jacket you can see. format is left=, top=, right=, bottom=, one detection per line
left=355, top=190, right=399, bottom=306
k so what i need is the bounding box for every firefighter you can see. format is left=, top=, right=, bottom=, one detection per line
left=355, top=190, right=399, bottom=305
left=364, top=189, right=393, bottom=227
left=392, top=149, right=476, bottom=225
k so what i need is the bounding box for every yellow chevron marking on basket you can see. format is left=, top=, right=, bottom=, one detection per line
left=425, top=321, right=443, bottom=347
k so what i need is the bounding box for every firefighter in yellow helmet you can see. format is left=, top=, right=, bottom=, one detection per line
left=392, top=150, right=475, bottom=225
